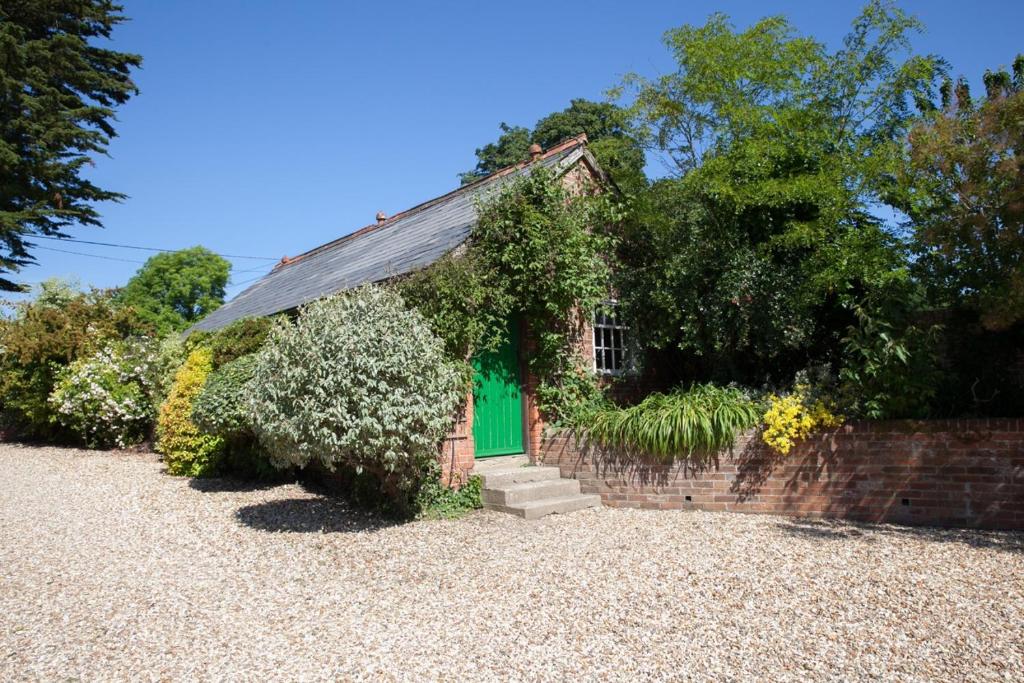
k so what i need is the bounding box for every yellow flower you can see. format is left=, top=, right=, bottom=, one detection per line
left=761, top=387, right=842, bottom=455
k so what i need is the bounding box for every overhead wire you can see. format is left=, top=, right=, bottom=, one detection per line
left=228, top=272, right=269, bottom=287
left=35, top=244, right=148, bottom=264
left=31, top=234, right=279, bottom=261
left=31, top=236, right=275, bottom=291
left=34, top=244, right=272, bottom=287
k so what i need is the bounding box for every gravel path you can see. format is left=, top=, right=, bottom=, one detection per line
left=1, top=444, right=1021, bottom=682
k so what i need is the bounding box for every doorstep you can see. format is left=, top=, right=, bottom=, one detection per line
left=471, top=454, right=530, bottom=473
left=472, top=455, right=602, bottom=519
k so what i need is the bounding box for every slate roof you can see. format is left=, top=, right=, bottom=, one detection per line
left=192, top=136, right=595, bottom=332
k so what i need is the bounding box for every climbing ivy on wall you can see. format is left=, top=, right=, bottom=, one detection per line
left=398, top=169, right=622, bottom=423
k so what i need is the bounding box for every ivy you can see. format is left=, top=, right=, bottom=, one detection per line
left=399, top=168, right=622, bottom=423
left=398, top=250, right=510, bottom=378
left=414, top=463, right=483, bottom=520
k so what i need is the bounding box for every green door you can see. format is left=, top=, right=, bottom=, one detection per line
left=472, top=321, right=524, bottom=458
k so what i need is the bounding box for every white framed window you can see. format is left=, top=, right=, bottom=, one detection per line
left=593, top=302, right=628, bottom=375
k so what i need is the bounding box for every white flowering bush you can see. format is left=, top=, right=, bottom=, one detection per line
left=249, top=285, right=464, bottom=507
left=49, top=338, right=161, bottom=448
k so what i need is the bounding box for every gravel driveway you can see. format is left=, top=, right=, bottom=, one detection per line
left=1, top=444, right=1021, bottom=682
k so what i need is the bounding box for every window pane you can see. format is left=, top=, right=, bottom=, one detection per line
left=594, top=301, right=628, bottom=373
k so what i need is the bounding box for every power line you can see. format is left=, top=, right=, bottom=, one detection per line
left=36, top=244, right=274, bottom=280
left=228, top=272, right=268, bottom=288
left=32, top=235, right=279, bottom=261
left=35, top=244, right=148, bottom=264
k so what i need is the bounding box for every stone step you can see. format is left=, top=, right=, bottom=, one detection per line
left=490, top=494, right=603, bottom=521
left=472, top=454, right=530, bottom=470
left=476, top=465, right=561, bottom=489
left=481, top=478, right=581, bottom=506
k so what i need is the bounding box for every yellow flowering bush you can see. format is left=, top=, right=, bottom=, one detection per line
left=156, top=347, right=224, bottom=476
left=761, top=385, right=842, bottom=454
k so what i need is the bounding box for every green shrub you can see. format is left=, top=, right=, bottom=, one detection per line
left=152, top=335, right=187, bottom=412
left=207, top=316, right=272, bottom=368
left=414, top=463, right=483, bottom=519
left=192, top=354, right=258, bottom=437
left=397, top=251, right=510, bottom=363
left=571, top=384, right=761, bottom=464
left=191, top=353, right=281, bottom=479
left=48, top=338, right=161, bottom=448
left=219, top=444, right=284, bottom=481
left=248, top=285, right=464, bottom=510
left=156, top=347, right=224, bottom=476
left=838, top=306, right=942, bottom=419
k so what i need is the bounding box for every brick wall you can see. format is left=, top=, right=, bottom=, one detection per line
left=440, top=390, right=475, bottom=486
left=540, top=419, right=1024, bottom=530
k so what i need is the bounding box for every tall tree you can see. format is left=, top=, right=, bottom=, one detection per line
left=900, top=56, right=1024, bottom=330
left=461, top=99, right=646, bottom=192
left=117, top=247, right=230, bottom=333
left=0, top=1, right=141, bottom=290
left=462, top=122, right=532, bottom=183
left=614, top=1, right=943, bottom=384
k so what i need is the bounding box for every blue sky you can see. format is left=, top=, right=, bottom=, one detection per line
left=17, top=0, right=1024, bottom=298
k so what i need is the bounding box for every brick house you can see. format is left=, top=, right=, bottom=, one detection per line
left=193, top=135, right=626, bottom=484
left=188, top=134, right=1024, bottom=529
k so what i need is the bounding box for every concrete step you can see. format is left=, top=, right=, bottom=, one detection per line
left=482, top=478, right=581, bottom=506
left=472, top=455, right=530, bottom=470
left=491, top=494, right=603, bottom=520
left=476, top=465, right=561, bottom=489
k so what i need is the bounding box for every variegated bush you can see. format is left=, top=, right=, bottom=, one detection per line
left=248, top=284, right=464, bottom=504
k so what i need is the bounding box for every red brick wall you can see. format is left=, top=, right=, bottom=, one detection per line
left=540, top=419, right=1024, bottom=530
left=439, top=390, right=475, bottom=486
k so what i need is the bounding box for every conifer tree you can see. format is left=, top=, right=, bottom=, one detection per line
left=0, top=1, right=141, bottom=290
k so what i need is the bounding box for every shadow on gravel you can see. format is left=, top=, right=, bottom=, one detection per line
left=188, top=477, right=285, bottom=494
left=234, top=497, right=397, bottom=534
left=778, top=518, right=1024, bottom=553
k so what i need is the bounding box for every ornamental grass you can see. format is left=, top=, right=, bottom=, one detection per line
left=573, top=384, right=761, bottom=464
